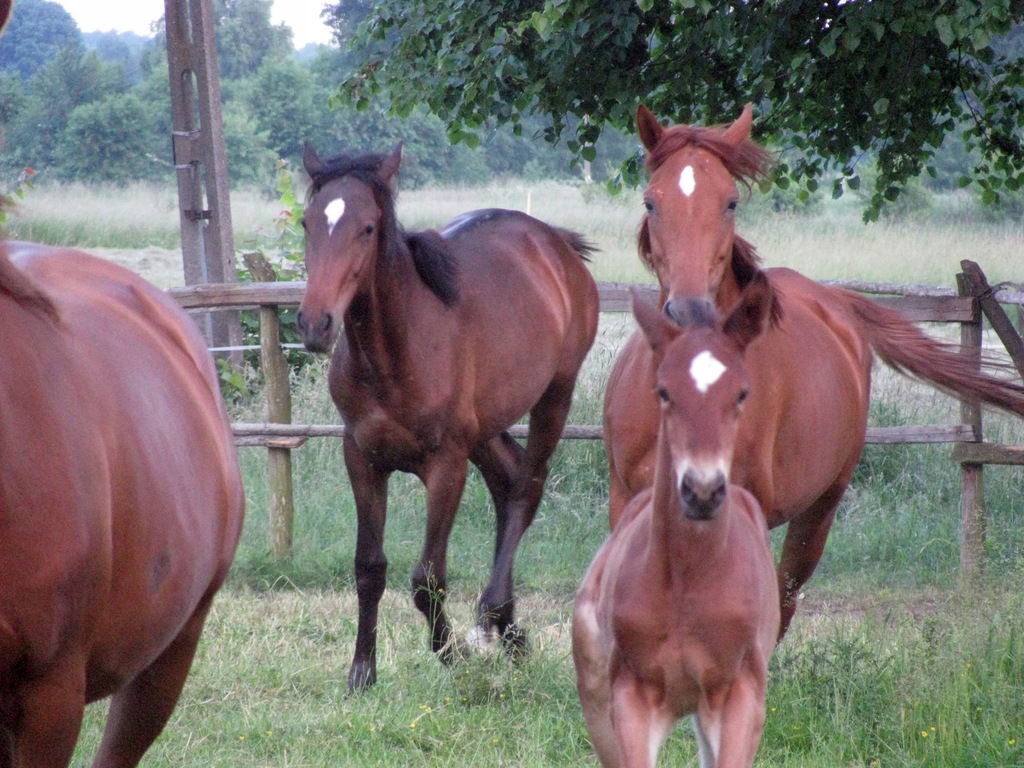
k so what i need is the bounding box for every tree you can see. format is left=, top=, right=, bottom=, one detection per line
left=5, top=47, right=125, bottom=172
left=0, top=0, right=81, bottom=81
left=244, top=57, right=323, bottom=160
left=58, top=94, right=156, bottom=182
left=214, top=0, right=293, bottom=80
left=332, top=0, right=1024, bottom=219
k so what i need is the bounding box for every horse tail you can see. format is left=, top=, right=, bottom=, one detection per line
left=0, top=241, right=60, bottom=322
left=554, top=227, right=598, bottom=262
left=845, top=289, right=1024, bottom=417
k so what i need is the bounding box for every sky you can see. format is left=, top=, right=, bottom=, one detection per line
left=51, top=0, right=335, bottom=48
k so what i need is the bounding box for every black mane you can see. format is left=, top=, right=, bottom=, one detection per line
left=306, top=151, right=459, bottom=306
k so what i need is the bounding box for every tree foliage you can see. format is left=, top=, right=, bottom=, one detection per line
left=0, top=0, right=80, bottom=81
left=335, top=0, right=1024, bottom=219
left=214, top=0, right=293, bottom=80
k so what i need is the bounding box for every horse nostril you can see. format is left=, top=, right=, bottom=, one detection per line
left=680, top=470, right=727, bottom=520
left=664, top=298, right=718, bottom=329
left=296, top=310, right=309, bottom=336
left=318, top=312, right=333, bottom=335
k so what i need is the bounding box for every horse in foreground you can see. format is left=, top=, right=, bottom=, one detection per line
left=0, top=242, right=244, bottom=766
left=575, top=274, right=779, bottom=768
left=604, top=103, right=1024, bottom=637
left=298, top=142, right=599, bottom=690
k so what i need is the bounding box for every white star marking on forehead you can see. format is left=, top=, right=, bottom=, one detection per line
left=324, top=198, right=346, bottom=236
left=679, top=165, right=696, bottom=197
left=689, top=350, right=727, bottom=394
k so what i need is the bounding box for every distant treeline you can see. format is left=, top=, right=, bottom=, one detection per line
left=0, top=0, right=635, bottom=191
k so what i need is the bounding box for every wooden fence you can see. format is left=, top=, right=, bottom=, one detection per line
left=169, top=260, right=1024, bottom=581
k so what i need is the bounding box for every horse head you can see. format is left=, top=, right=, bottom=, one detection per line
left=636, top=103, right=774, bottom=328
left=632, top=270, right=771, bottom=521
left=297, top=142, right=402, bottom=352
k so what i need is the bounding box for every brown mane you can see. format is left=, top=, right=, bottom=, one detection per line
left=645, top=121, right=775, bottom=188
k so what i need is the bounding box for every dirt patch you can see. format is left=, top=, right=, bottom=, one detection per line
left=88, top=247, right=184, bottom=289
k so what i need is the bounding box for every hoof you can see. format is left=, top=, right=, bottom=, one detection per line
left=347, top=662, right=377, bottom=694
left=501, top=623, right=529, bottom=660
left=465, top=625, right=499, bottom=654
left=438, top=632, right=468, bottom=666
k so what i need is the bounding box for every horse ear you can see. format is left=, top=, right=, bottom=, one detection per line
left=722, top=270, right=772, bottom=351
left=0, top=0, right=11, bottom=33
left=303, top=142, right=325, bottom=178
left=632, top=287, right=681, bottom=360
left=636, top=105, right=664, bottom=152
left=378, top=143, right=403, bottom=187
left=722, top=103, right=754, bottom=146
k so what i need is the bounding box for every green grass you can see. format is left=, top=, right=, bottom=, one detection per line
left=12, top=179, right=1024, bottom=766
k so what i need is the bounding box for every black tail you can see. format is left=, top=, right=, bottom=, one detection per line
left=555, top=227, right=598, bottom=262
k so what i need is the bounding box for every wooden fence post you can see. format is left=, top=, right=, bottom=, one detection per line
left=956, top=269, right=985, bottom=585
left=242, top=254, right=297, bottom=559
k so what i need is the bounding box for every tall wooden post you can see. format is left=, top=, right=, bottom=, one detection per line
left=242, top=253, right=298, bottom=559
left=164, top=0, right=240, bottom=352
left=955, top=271, right=985, bottom=585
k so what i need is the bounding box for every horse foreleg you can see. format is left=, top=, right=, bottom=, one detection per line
left=5, top=662, right=85, bottom=768
left=609, top=671, right=674, bottom=768
left=93, top=599, right=214, bottom=768
left=412, top=456, right=468, bottom=666
left=345, top=437, right=391, bottom=692
left=707, top=661, right=769, bottom=768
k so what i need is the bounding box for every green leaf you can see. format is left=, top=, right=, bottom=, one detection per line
left=934, top=15, right=955, bottom=47
left=819, top=32, right=837, bottom=58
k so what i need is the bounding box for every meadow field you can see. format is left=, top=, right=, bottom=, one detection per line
left=7, top=179, right=1024, bottom=766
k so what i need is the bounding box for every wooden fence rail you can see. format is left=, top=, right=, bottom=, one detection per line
left=169, top=261, right=1024, bottom=578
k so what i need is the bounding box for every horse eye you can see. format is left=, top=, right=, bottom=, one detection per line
left=300, top=216, right=308, bottom=230
left=737, top=388, right=749, bottom=406
left=726, top=199, right=739, bottom=212
left=362, top=224, right=375, bottom=236
left=644, top=199, right=655, bottom=213
left=657, top=386, right=670, bottom=403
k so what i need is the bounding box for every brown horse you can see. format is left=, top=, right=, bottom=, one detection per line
left=575, top=275, right=779, bottom=768
left=0, top=242, right=244, bottom=766
left=298, top=143, right=599, bottom=690
left=604, top=103, right=1024, bottom=637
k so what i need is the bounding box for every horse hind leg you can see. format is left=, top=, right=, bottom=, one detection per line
left=92, top=598, right=214, bottom=768
left=776, top=481, right=848, bottom=638
left=411, top=456, right=469, bottom=667
left=469, top=431, right=525, bottom=650
left=475, top=376, right=578, bottom=656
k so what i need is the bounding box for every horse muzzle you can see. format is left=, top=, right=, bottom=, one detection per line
left=679, top=468, right=727, bottom=521
left=663, top=296, right=718, bottom=329
left=296, top=309, right=335, bottom=353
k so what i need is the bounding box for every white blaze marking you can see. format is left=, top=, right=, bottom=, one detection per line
left=679, top=165, right=696, bottom=197
left=689, top=350, right=726, bottom=394
left=324, top=198, right=346, bottom=235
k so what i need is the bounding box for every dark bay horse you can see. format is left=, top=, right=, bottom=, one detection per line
left=298, top=143, right=600, bottom=690
left=575, top=275, right=779, bottom=768
left=0, top=242, right=244, bottom=766
left=604, top=103, right=1024, bottom=637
